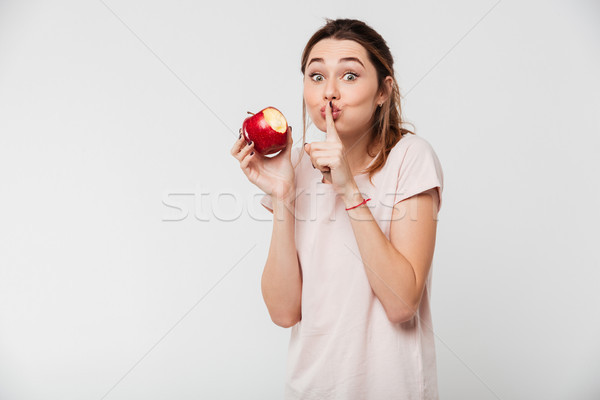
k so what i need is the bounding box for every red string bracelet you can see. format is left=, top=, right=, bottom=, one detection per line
left=345, top=198, right=371, bottom=211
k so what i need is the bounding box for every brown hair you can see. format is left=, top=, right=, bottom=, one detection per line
left=298, top=18, right=415, bottom=184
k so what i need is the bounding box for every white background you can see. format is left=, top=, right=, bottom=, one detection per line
left=1, top=1, right=599, bottom=399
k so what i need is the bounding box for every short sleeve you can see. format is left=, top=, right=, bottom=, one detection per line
left=394, top=137, right=444, bottom=211
left=258, top=146, right=303, bottom=213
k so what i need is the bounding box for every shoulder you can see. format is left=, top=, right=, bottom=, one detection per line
left=381, top=134, right=439, bottom=173
left=391, top=134, right=443, bottom=186
left=391, top=133, right=437, bottom=159
left=388, top=133, right=444, bottom=210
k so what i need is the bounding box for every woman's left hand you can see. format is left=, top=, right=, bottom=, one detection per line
left=304, top=101, right=357, bottom=197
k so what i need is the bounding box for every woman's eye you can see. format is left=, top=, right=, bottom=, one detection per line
left=310, top=74, right=324, bottom=82
left=343, top=73, right=358, bottom=81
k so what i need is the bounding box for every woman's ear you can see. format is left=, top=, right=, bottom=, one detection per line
left=378, top=76, right=394, bottom=105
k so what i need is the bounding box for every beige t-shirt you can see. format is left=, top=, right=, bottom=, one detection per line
left=260, top=133, right=444, bottom=400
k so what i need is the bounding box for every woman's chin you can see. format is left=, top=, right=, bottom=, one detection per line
left=315, top=121, right=343, bottom=133
left=311, top=121, right=326, bottom=133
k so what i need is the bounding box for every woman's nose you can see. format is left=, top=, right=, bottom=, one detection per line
left=324, top=78, right=340, bottom=101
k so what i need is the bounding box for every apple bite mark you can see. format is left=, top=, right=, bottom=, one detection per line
left=263, top=108, right=288, bottom=133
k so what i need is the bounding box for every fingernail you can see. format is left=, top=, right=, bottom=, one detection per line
left=239, top=133, right=241, bottom=139
left=329, top=100, right=332, bottom=109
left=249, top=141, right=253, bottom=145
left=304, top=142, right=307, bottom=147
left=250, top=151, right=254, bottom=156
left=312, top=163, right=315, bottom=169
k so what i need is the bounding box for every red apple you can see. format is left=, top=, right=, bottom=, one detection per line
left=242, top=107, right=288, bottom=155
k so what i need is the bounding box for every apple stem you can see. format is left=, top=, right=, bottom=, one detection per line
left=247, top=111, right=255, bottom=116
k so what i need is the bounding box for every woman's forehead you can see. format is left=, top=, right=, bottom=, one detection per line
left=307, top=39, right=369, bottom=65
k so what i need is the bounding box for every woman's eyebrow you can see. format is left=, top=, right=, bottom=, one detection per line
left=307, top=57, right=365, bottom=69
left=338, top=57, right=365, bottom=68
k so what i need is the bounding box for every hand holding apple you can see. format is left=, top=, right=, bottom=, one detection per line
left=231, top=120, right=295, bottom=203
left=242, top=107, right=288, bottom=155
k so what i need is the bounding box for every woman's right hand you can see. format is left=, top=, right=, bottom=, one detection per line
left=230, top=126, right=295, bottom=201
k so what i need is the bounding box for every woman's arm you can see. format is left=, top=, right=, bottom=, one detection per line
left=230, top=128, right=301, bottom=327
left=261, top=193, right=303, bottom=328
left=343, top=187, right=439, bottom=324
left=304, top=103, right=440, bottom=324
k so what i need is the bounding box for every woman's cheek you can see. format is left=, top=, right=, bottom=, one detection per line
left=306, top=102, right=324, bottom=129
left=313, top=115, right=326, bottom=132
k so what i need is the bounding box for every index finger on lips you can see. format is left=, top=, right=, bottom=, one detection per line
left=325, top=101, right=339, bottom=142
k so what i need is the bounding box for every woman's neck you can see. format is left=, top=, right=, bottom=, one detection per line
left=340, top=132, right=378, bottom=176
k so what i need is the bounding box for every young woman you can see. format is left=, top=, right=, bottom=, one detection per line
left=231, top=18, right=444, bottom=400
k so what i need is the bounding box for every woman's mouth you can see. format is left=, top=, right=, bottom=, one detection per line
left=320, top=105, right=342, bottom=120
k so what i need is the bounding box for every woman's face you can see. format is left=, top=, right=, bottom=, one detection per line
left=303, top=38, right=386, bottom=137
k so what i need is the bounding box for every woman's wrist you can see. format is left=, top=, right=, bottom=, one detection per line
left=272, top=185, right=296, bottom=218
left=342, top=184, right=365, bottom=209
left=271, top=180, right=296, bottom=204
